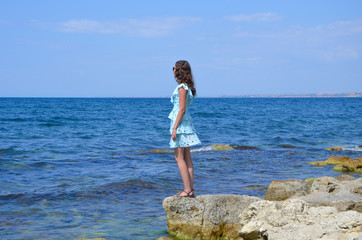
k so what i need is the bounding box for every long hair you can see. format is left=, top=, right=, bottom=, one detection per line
left=174, top=60, right=197, bottom=96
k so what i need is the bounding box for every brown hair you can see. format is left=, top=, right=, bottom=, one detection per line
left=174, top=60, right=197, bottom=96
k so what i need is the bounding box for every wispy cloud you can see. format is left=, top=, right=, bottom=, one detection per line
left=58, top=17, right=201, bottom=37
left=227, top=18, right=362, bottom=61
left=225, top=13, right=283, bottom=22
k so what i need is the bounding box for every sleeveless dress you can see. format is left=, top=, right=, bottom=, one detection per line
left=168, top=83, right=201, bottom=148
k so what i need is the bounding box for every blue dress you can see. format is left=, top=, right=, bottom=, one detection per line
left=168, top=83, right=201, bottom=148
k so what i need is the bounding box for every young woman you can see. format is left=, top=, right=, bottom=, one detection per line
left=168, top=60, right=201, bottom=197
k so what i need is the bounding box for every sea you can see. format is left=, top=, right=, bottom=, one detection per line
left=0, top=97, right=361, bottom=240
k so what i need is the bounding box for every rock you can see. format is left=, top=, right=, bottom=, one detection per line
left=264, top=176, right=362, bottom=212
left=231, top=145, right=259, bottom=150
left=325, top=155, right=352, bottom=165
left=264, top=179, right=311, bottom=201
left=333, top=158, right=362, bottom=173
left=162, top=194, right=261, bottom=240
left=212, top=144, right=233, bottom=151
left=162, top=176, right=362, bottom=240
left=308, top=161, right=327, bottom=166
left=300, top=176, right=362, bottom=212
left=336, top=174, right=355, bottom=181
left=278, top=144, right=304, bottom=149
left=239, top=199, right=362, bottom=240
left=310, top=156, right=362, bottom=173
left=325, top=146, right=348, bottom=151
left=156, top=237, right=173, bottom=240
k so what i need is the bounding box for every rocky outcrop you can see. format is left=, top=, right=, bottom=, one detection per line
left=309, top=155, right=362, bottom=172
left=162, top=194, right=261, bottom=240
left=162, top=175, right=362, bottom=240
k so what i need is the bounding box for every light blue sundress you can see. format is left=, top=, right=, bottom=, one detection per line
left=169, top=83, right=201, bottom=148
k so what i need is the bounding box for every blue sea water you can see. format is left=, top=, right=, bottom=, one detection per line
left=0, top=97, right=361, bottom=240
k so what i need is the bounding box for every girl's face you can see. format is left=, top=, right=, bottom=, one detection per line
left=173, top=65, right=176, bottom=77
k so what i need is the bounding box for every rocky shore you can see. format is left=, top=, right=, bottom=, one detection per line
left=160, top=175, right=362, bottom=240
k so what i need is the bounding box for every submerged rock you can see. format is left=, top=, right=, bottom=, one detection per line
left=231, top=145, right=260, bottom=150
left=211, top=144, right=234, bottom=151
left=278, top=144, right=304, bottom=149
left=325, top=146, right=348, bottom=151
left=309, top=155, right=362, bottom=173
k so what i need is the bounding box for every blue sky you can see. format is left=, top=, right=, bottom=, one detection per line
left=1, top=0, right=362, bottom=97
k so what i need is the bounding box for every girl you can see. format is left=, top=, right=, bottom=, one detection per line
left=169, top=60, right=201, bottom=197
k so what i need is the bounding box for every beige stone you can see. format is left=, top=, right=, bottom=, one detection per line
left=265, top=179, right=311, bottom=201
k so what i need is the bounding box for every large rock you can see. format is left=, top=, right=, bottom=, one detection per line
left=162, top=176, right=362, bottom=239
left=299, top=176, right=362, bottom=212
left=162, top=194, right=261, bottom=240
left=239, top=199, right=362, bottom=240
left=265, top=179, right=311, bottom=201
left=264, top=175, right=362, bottom=212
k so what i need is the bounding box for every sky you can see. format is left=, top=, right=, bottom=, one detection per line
left=1, top=0, right=362, bottom=97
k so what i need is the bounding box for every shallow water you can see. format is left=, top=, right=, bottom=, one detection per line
left=0, top=97, right=361, bottom=239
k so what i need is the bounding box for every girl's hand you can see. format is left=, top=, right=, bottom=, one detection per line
left=172, top=129, right=177, bottom=141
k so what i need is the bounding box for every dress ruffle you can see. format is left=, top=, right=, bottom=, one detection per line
left=169, top=133, right=201, bottom=148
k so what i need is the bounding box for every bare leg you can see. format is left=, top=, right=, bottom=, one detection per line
left=184, top=147, right=194, bottom=190
left=174, top=147, right=192, bottom=196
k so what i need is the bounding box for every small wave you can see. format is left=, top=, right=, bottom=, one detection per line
left=348, top=146, right=362, bottom=152
left=192, top=145, right=214, bottom=152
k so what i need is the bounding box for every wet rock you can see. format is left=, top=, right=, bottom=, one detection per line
left=264, top=179, right=311, bottom=201
left=325, top=146, right=348, bottom=151
left=231, top=145, right=260, bottom=150
left=278, top=144, right=304, bottom=149
left=308, top=161, right=327, bottom=166
left=310, top=156, right=362, bottom=173
left=162, top=194, right=261, bottom=240
left=325, top=155, right=352, bottom=165
left=333, top=158, right=362, bottom=173
left=211, top=144, right=233, bottom=151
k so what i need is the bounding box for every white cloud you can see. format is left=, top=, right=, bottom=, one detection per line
left=225, top=13, right=283, bottom=22
left=58, top=17, right=201, bottom=37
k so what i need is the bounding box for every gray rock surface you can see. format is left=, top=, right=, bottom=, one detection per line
left=239, top=199, right=362, bottom=240
left=265, top=175, right=362, bottom=212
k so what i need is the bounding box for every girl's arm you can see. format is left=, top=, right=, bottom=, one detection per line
left=171, top=87, right=187, bottom=141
